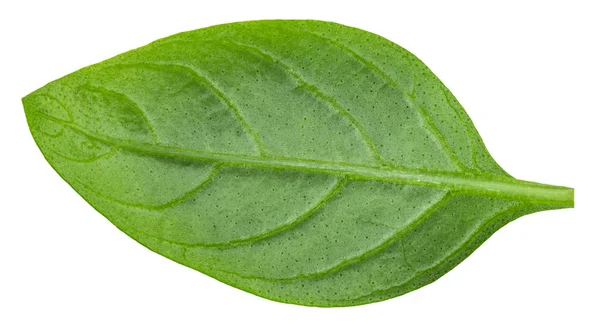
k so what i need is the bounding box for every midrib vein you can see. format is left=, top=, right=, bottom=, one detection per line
left=29, top=109, right=573, bottom=206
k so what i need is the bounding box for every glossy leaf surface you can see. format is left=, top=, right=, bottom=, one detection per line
left=23, top=20, right=574, bottom=306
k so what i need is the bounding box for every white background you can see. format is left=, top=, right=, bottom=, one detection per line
left=1, top=1, right=598, bottom=325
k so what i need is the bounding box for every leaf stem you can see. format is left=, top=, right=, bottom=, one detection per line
left=27, top=108, right=574, bottom=208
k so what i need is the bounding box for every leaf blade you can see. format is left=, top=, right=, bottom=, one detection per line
left=23, top=19, right=573, bottom=306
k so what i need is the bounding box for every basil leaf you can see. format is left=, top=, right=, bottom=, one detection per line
left=23, top=20, right=574, bottom=307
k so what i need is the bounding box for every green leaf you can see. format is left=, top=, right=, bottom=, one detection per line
left=23, top=20, right=574, bottom=307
